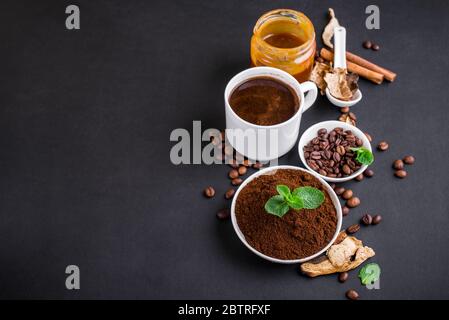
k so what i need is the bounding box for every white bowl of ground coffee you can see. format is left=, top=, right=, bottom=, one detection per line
left=231, top=165, right=342, bottom=264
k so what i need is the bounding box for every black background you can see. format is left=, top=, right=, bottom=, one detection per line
left=0, top=0, right=448, bottom=299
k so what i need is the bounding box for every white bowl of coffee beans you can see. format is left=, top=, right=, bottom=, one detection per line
left=298, top=121, right=372, bottom=182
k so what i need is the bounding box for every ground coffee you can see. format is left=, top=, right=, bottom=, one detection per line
left=235, top=169, right=337, bottom=260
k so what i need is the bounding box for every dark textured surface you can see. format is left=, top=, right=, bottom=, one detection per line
left=0, top=0, right=448, bottom=299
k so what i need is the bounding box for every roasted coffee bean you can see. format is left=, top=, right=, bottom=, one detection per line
left=346, top=289, right=359, bottom=300
left=393, top=159, right=404, bottom=170
left=316, top=56, right=325, bottom=63
left=334, top=186, right=345, bottom=196
left=395, top=170, right=407, bottom=178
left=216, top=208, right=230, bottom=220
left=204, top=186, right=215, bottom=198
left=363, top=40, right=372, bottom=49
left=338, top=272, right=349, bottom=283
left=342, top=164, right=351, bottom=175
left=243, top=159, right=251, bottom=167
left=225, top=188, right=235, bottom=199
left=336, top=145, right=346, bottom=156
left=355, top=173, right=364, bottom=181
left=342, top=189, right=353, bottom=200
left=364, top=169, right=374, bottom=177
left=229, top=169, right=239, bottom=179
left=342, top=206, right=350, bottom=216
left=318, top=128, right=327, bottom=135
left=238, top=166, right=247, bottom=176
left=364, top=132, right=373, bottom=142
left=231, top=178, right=243, bottom=186
left=372, top=215, right=382, bottom=225
left=346, top=197, right=361, bottom=208
left=372, top=43, right=380, bottom=51
left=403, top=155, right=415, bottom=165
left=361, top=214, right=373, bottom=225
left=347, top=224, right=360, bottom=234
left=377, top=141, right=389, bottom=151
left=252, top=162, right=263, bottom=169
left=330, top=183, right=336, bottom=190
left=319, top=169, right=327, bottom=176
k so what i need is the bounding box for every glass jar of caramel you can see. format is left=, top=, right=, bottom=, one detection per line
left=250, top=9, right=316, bottom=83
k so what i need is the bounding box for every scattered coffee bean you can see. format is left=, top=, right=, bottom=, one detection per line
left=346, top=197, right=361, bottom=208
left=204, top=186, right=215, bottom=198
left=347, top=224, right=360, bottom=234
left=342, top=189, right=353, bottom=200
left=342, top=206, right=350, bottom=216
left=361, top=214, right=373, bottom=225
left=216, top=208, right=230, bottom=220
left=364, top=169, right=374, bottom=177
left=238, top=166, right=247, bottom=176
left=403, top=155, right=415, bottom=165
left=372, top=43, right=380, bottom=51
left=316, top=56, right=325, bottom=63
left=372, top=215, right=382, bottom=225
left=225, top=188, right=235, bottom=199
left=229, top=169, right=239, bottom=179
left=393, top=159, right=404, bottom=170
left=364, top=132, right=372, bottom=142
left=231, top=178, right=243, bottom=186
left=377, top=141, right=389, bottom=151
left=395, top=170, right=407, bottom=178
left=340, top=107, right=350, bottom=113
left=355, top=173, right=364, bottom=181
left=243, top=159, right=251, bottom=167
left=252, top=162, right=263, bottom=169
left=338, top=272, right=349, bottom=283
left=363, top=40, right=372, bottom=49
left=346, top=289, right=359, bottom=300
left=349, top=112, right=357, bottom=121
left=335, top=186, right=345, bottom=196
left=330, top=183, right=336, bottom=190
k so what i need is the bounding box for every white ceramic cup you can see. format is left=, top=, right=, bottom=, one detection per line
left=298, top=120, right=372, bottom=182
left=224, top=67, right=318, bottom=161
left=230, top=165, right=342, bottom=264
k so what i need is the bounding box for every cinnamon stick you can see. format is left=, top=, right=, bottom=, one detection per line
left=346, top=51, right=397, bottom=82
left=320, top=48, right=384, bottom=84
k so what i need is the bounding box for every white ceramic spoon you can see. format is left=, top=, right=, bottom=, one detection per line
left=325, top=26, right=362, bottom=107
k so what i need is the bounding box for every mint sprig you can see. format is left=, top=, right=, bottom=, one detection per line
left=358, top=263, right=381, bottom=285
left=264, top=185, right=324, bottom=217
left=350, top=147, right=374, bottom=166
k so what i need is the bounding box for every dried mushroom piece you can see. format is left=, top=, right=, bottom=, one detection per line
left=310, top=62, right=331, bottom=94
left=300, top=236, right=375, bottom=277
left=322, top=8, right=340, bottom=49
left=324, top=68, right=353, bottom=101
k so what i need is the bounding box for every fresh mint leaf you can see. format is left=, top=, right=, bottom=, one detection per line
left=359, top=263, right=381, bottom=285
left=265, top=195, right=290, bottom=217
left=264, top=185, right=324, bottom=217
left=350, top=147, right=374, bottom=166
left=276, top=185, right=291, bottom=200
left=287, top=197, right=304, bottom=210
left=292, top=187, right=325, bottom=209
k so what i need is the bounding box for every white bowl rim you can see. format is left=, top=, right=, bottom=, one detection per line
left=230, top=165, right=343, bottom=264
left=298, top=120, right=372, bottom=183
